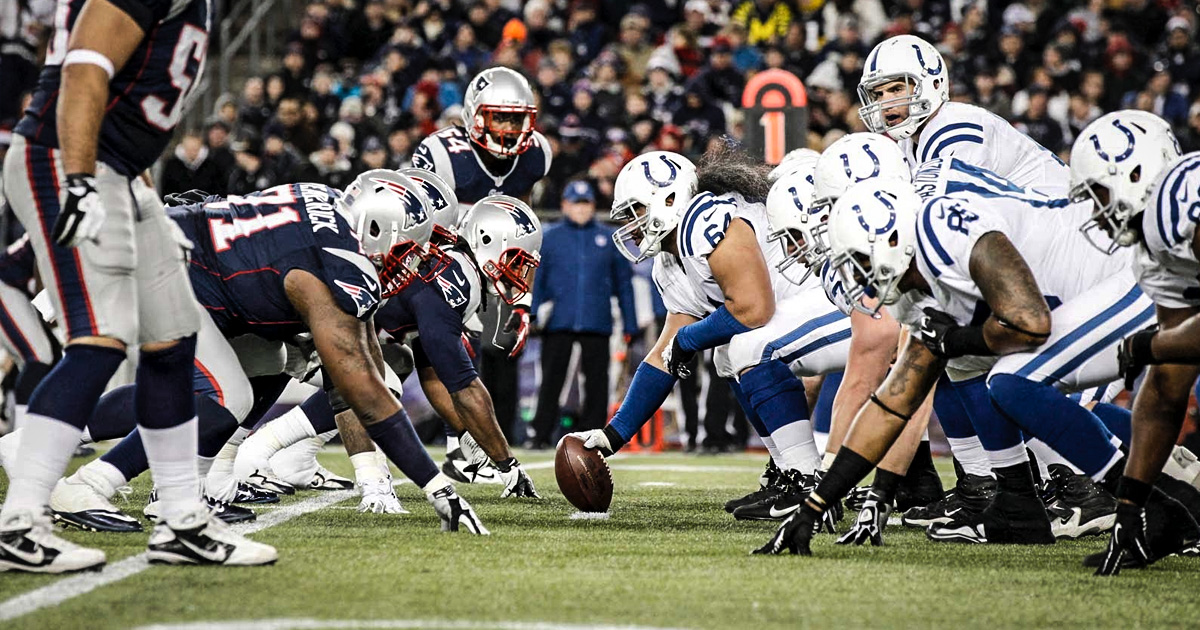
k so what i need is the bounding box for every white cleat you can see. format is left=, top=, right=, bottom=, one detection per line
left=146, top=509, right=277, bottom=566
left=0, top=509, right=106, bottom=573
left=50, top=470, right=142, bottom=533
left=357, top=477, right=409, bottom=514
left=244, top=467, right=295, bottom=495
left=271, top=438, right=353, bottom=490
left=1164, top=446, right=1200, bottom=490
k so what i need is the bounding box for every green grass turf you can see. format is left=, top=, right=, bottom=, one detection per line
left=3, top=450, right=1200, bottom=630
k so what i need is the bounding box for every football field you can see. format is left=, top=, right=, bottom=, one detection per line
left=2, top=450, right=1199, bottom=630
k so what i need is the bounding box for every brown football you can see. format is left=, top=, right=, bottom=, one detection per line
left=555, top=436, right=614, bottom=512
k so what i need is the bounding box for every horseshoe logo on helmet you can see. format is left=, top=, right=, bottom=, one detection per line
left=643, top=155, right=680, bottom=188
left=787, top=186, right=814, bottom=215
left=853, top=191, right=898, bottom=236
left=842, top=144, right=882, bottom=183
left=1089, top=119, right=1137, bottom=163
left=912, top=44, right=943, bottom=76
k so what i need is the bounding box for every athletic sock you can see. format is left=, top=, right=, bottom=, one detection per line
left=946, top=436, right=993, bottom=477
left=206, top=426, right=251, bottom=494
left=364, top=408, right=438, bottom=488
left=1, top=345, right=125, bottom=516
left=989, top=375, right=1120, bottom=478
left=871, top=468, right=904, bottom=505
left=814, top=447, right=876, bottom=507
left=136, top=336, right=203, bottom=521
left=445, top=421, right=460, bottom=454
left=935, top=376, right=993, bottom=477
left=740, top=360, right=818, bottom=473
left=351, top=449, right=388, bottom=484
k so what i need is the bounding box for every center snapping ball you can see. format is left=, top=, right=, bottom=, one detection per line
left=555, top=436, right=614, bottom=512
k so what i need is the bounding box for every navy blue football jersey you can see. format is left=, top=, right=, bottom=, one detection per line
left=16, top=0, right=211, bottom=176
left=411, top=125, right=552, bottom=204
left=169, top=183, right=380, bottom=341
left=376, top=248, right=481, bottom=335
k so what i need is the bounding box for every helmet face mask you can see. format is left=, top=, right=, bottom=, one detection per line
left=462, top=68, right=539, bottom=158
left=610, top=151, right=697, bottom=263
left=344, top=171, right=436, bottom=297
left=460, top=194, right=542, bottom=305
left=858, top=35, right=948, bottom=140
left=827, top=181, right=920, bottom=317
left=1069, top=110, right=1183, bottom=254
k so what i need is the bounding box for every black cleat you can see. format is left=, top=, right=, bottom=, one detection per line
left=725, top=459, right=782, bottom=513
left=732, top=469, right=814, bottom=521
left=1043, top=465, right=1115, bottom=539
left=896, top=460, right=945, bottom=512
left=927, top=490, right=1054, bottom=544
left=232, top=481, right=280, bottom=505
left=441, top=448, right=472, bottom=484
left=144, top=490, right=257, bottom=524
left=902, top=473, right=996, bottom=529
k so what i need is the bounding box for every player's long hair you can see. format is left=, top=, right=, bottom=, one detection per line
left=695, top=141, right=773, bottom=204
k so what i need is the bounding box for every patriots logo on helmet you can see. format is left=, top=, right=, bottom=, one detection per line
left=474, top=75, right=492, bottom=92
left=491, top=200, right=537, bottom=237
left=409, top=176, right=448, bottom=211
left=371, top=178, right=409, bottom=196
left=334, top=279, right=379, bottom=318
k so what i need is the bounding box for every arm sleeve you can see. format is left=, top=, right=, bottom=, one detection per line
left=613, top=245, right=639, bottom=334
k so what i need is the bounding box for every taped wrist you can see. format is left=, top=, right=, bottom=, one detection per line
left=602, top=424, right=627, bottom=453
left=942, top=325, right=993, bottom=358
left=495, top=457, right=518, bottom=473
left=675, top=305, right=754, bottom=352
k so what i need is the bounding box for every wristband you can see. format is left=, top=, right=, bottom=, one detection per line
left=943, top=325, right=993, bottom=358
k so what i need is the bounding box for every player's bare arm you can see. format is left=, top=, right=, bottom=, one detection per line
left=57, top=0, right=145, bottom=175
left=969, top=232, right=1051, bottom=354
left=647, top=311, right=699, bottom=372
left=825, top=308, right=900, bottom=457
left=709, top=218, right=775, bottom=328
left=285, top=269, right=398, bottom=425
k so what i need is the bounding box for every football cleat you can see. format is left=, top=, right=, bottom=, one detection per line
left=1164, top=445, right=1200, bottom=490
left=270, top=438, right=352, bottom=490
left=441, top=448, right=472, bottom=483
left=50, top=470, right=143, bottom=533
left=732, top=469, right=816, bottom=522
left=926, top=490, right=1055, bottom=545
left=144, top=490, right=257, bottom=524
left=725, top=459, right=783, bottom=514
left=245, top=468, right=295, bottom=495
left=357, top=477, right=410, bottom=514
left=0, top=509, right=106, bottom=573
left=302, top=466, right=354, bottom=491
left=902, top=473, right=996, bottom=529
left=146, top=509, right=277, bottom=566
left=426, top=481, right=489, bottom=534
left=1043, top=465, right=1116, bottom=539
left=844, top=485, right=876, bottom=513
left=1083, top=487, right=1200, bottom=568
left=232, top=481, right=280, bottom=505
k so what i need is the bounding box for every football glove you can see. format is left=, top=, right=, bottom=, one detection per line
left=504, top=306, right=531, bottom=359
left=836, top=492, right=890, bottom=547
left=357, top=477, right=409, bottom=514
left=1117, top=326, right=1159, bottom=390
left=568, top=429, right=615, bottom=457
left=753, top=506, right=817, bottom=555
left=425, top=476, right=489, bottom=534
left=496, top=457, right=539, bottom=498
left=53, top=173, right=105, bottom=247
left=1095, top=502, right=1152, bottom=576
left=918, top=307, right=961, bottom=357
left=661, top=335, right=695, bottom=379
left=163, top=188, right=212, bottom=207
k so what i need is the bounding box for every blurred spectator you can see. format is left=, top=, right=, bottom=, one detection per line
left=1130, top=67, right=1189, bottom=126
left=344, top=0, right=395, bottom=62
left=611, top=13, right=654, bottom=88
left=237, top=77, right=272, bottom=135
left=1014, top=87, right=1065, bottom=154
left=528, top=180, right=638, bottom=446
left=824, top=0, right=886, bottom=45
left=227, top=136, right=276, bottom=195
left=1066, top=93, right=1102, bottom=143
left=567, top=1, right=607, bottom=67
left=160, top=131, right=223, bottom=198
left=1160, top=16, right=1200, bottom=91
left=446, top=23, right=490, bottom=77
left=204, top=121, right=236, bottom=182
left=973, top=67, right=1012, bottom=121
left=356, top=136, right=390, bottom=172
left=267, top=96, right=321, bottom=155
left=694, top=36, right=745, bottom=104
left=1103, top=35, right=1146, bottom=112
left=675, top=81, right=725, bottom=151
left=731, top=0, right=791, bottom=46
left=298, top=135, right=354, bottom=190
left=1179, top=101, right=1200, bottom=153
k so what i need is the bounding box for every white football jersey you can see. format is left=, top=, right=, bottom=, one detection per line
left=1137, top=152, right=1200, bottom=309
left=902, top=102, right=1069, bottom=198
left=912, top=193, right=1131, bottom=327
left=911, top=157, right=1073, bottom=210
left=653, top=191, right=809, bottom=319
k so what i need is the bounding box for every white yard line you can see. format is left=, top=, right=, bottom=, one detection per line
left=0, top=488, right=358, bottom=623
left=135, top=618, right=693, bottom=630
left=0, top=458, right=745, bottom=622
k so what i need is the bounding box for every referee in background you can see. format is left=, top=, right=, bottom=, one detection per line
left=527, top=180, right=639, bottom=448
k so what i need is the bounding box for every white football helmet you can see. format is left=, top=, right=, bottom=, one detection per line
left=343, top=171, right=435, bottom=297
left=1069, top=110, right=1183, bottom=253
left=807, top=133, right=910, bottom=268
left=397, top=167, right=460, bottom=246
left=462, top=67, right=538, bottom=157
left=459, top=195, right=542, bottom=304
left=826, top=179, right=921, bottom=316
left=769, top=147, right=821, bottom=182
left=858, top=35, right=949, bottom=140
left=765, top=166, right=821, bottom=285
left=611, top=151, right=698, bottom=263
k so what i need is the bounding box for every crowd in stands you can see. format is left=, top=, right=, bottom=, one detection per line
left=160, top=0, right=1200, bottom=212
